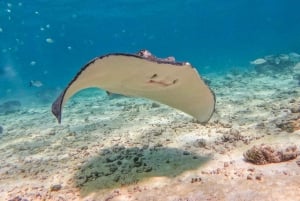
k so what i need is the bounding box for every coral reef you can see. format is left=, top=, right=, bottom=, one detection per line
left=251, top=53, right=300, bottom=74
left=243, top=144, right=299, bottom=165
left=275, top=103, right=300, bottom=133
left=277, top=118, right=300, bottom=133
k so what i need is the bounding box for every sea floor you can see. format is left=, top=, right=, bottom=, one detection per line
left=0, top=69, right=300, bottom=201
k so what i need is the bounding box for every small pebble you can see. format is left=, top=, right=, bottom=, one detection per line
left=80, top=146, right=88, bottom=150
left=229, top=128, right=240, bottom=135
left=255, top=174, right=263, bottom=181
left=193, top=139, right=207, bottom=148
left=290, top=106, right=300, bottom=113
left=143, top=166, right=152, bottom=172
left=8, top=196, right=29, bottom=201
left=247, top=168, right=255, bottom=172
left=191, top=177, right=202, bottom=183
left=151, top=102, right=160, bottom=108
left=247, top=174, right=253, bottom=180
left=50, top=184, right=62, bottom=191
left=48, top=131, right=56, bottom=135
left=0, top=125, right=3, bottom=134
left=224, top=162, right=229, bottom=168
left=113, top=175, right=120, bottom=182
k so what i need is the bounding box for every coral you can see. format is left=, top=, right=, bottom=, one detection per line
left=251, top=53, right=297, bottom=74
left=243, top=144, right=298, bottom=165
left=276, top=118, right=300, bottom=133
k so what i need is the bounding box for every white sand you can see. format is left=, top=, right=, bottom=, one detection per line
left=0, top=70, right=300, bottom=201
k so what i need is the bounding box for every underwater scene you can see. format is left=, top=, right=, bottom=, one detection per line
left=1, top=1, right=300, bottom=200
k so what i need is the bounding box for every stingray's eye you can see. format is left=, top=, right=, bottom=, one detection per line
left=138, top=49, right=146, bottom=56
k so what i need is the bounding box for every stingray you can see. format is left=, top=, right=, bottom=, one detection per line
left=52, top=50, right=215, bottom=123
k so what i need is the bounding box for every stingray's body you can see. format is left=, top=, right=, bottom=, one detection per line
left=52, top=50, right=215, bottom=123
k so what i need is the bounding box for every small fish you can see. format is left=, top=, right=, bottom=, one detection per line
left=30, top=61, right=37, bottom=66
left=29, top=80, right=43, bottom=87
left=250, top=58, right=267, bottom=65
left=45, top=38, right=54, bottom=43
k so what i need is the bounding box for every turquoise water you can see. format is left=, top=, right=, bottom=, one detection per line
left=1, top=0, right=300, bottom=101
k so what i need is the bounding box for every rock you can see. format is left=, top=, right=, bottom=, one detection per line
left=106, top=154, right=120, bottom=163
left=183, top=150, right=191, bottom=155
left=247, top=168, right=255, bottom=172
left=243, top=144, right=298, bottom=165
left=48, top=129, right=56, bottom=135
left=50, top=184, right=62, bottom=191
left=255, top=173, right=263, bottom=181
left=0, top=100, right=21, bottom=114
left=293, top=62, right=300, bottom=73
left=191, top=177, right=202, bottom=183
left=151, top=102, right=160, bottom=108
left=143, top=166, right=152, bottom=172
left=80, top=145, right=88, bottom=150
left=289, top=52, right=300, bottom=63
left=8, top=196, right=29, bottom=201
left=229, top=128, right=240, bottom=136
left=109, top=164, right=118, bottom=173
left=193, top=139, right=207, bottom=148
left=146, top=128, right=163, bottom=136
left=0, top=125, right=3, bottom=134
left=290, top=106, right=300, bottom=113
left=133, top=156, right=143, bottom=167
left=113, top=174, right=120, bottom=182
left=246, top=174, right=253, bottom=180
left=221, top=132, right=242, bottom=143
left=276, top=118, right=300, bottom=133
left=76, top=175, right=87, bottom=187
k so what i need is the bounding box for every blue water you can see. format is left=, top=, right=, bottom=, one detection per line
left=1, top=0, right=300, bottom=101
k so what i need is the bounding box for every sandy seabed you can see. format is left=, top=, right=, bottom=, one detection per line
left=0, top=69, right=300, bottom=201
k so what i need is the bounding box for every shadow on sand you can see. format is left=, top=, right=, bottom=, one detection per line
left=74, top=145, right=211, bottom=196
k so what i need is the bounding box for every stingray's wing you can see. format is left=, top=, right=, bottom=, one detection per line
left=52, top=53, right=215, bottom=123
